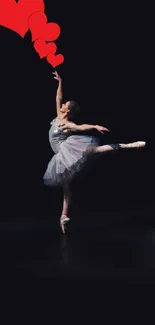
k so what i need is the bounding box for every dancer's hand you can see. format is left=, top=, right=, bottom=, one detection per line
left=52, top=70, right=62, bottom=81
left=95, top=125, right=110, bottom=134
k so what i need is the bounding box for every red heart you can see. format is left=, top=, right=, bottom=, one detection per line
left=29, top=12, right=60, bottom=42
left=0, top=0, right=64, bottom=68
left=34, top=38, right=57, bottom=59
left=0, top=0, right=45, bottom=38
left=47, top=52, right=64, bottom=68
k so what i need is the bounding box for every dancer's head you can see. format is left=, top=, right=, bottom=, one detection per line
left=60, top=101, right=80, bottom=119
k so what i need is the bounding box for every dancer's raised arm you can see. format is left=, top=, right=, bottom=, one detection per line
left=53, top=71, right=63, bottom=116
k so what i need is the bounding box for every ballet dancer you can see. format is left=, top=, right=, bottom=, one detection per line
left=43, top=71, right=146, bottom=234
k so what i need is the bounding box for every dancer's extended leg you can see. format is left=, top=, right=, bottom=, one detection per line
left=60, top=184, right=71, bottom=234
left=92, top=141, right=146, bottom=154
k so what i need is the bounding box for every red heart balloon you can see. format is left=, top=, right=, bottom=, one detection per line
left=34, top=38, right=57, bottom=58
left=0, top=1, right=64, bottom=68
left=0, top=0, right=45, bottom=38
left=47, top=52, right=64, bottom=68
left=29, top=12, right=60, bottom=42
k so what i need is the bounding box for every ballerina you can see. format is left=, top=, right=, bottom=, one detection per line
left=43, top=71, right=146, bottom=234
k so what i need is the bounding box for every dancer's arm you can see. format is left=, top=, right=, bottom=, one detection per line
left=60, top=122, right=110, bottom=133
left=78, top=124, right=109, bottom=132
left=53, top=71, right=63, bottom=116
left=78, top=124, right=99, bottom=131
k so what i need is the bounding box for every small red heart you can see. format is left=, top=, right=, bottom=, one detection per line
left=47, top=52, right=64, bottom=68
left=29, top=12, right=60, bottom=42
left=34, top=38, right=57, bottom=58
left=0, top=0, right=45, bottom=38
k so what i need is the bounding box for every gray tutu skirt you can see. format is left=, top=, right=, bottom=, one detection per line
left=43, top=135, right=99, bottom=187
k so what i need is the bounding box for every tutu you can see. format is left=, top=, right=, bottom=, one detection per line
left=43, top=117, right=100, bottom=187
left=43, top=134, right=99, bottom=187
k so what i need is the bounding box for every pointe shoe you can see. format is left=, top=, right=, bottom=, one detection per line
left=60, top=215, right=70, bottom=234
left=127, top=141, right=146, bottom=149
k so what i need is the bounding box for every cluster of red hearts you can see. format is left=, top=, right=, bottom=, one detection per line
left=0, top=0, right=64, bottom=68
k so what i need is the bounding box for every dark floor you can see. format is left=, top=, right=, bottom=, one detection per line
left=0, top=205, right=155, bottom=289
left=0, top=206, right=155, bottom=321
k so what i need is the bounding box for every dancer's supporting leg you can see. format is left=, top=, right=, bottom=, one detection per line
left=60, top=183, right=71, bottom=234
left=92, top=141, right=146, bottom=154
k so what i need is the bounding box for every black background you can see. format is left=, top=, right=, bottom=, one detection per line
left=0, top=1, right=154, bottom=222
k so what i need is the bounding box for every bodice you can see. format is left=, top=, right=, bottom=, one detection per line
left=48, top=117, right=71, bottom=153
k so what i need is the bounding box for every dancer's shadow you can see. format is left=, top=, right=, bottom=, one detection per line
left=60, top=230, right=83, bottom=267
left=60, top=235, right=71, bottom=266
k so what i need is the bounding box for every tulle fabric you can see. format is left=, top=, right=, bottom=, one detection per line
left=43, top=134, right=99, bottom=187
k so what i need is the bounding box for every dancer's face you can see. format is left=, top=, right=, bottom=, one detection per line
left=60, top=101, right=70, bottom=114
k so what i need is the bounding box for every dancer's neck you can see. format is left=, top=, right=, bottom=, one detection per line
left=59, top=112, right=69, bottom=122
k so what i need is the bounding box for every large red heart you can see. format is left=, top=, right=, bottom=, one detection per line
left=0, top=0, right=45, bottom=38
left=29, top=12, right=60, bottom=42
left=34, top=38, right=57, bottom=59
left=47, top=52, right=64, bottom=68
